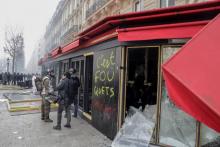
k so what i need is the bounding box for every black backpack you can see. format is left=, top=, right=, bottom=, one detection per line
left=35, top=77, right=43, bottom=92
left=72, top=77, right=80, bottom=92
left=67, top=76, right=80, bottom=104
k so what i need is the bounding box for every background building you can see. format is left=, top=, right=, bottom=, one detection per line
left=26, top=39, right=44, bottom=74
left=14, top=49, right=25, bottom=73
left=0, top=58, right=8, bottom=72
left=41, top=0, right=208, bottom=56
left=38, top=1, right=220, bottom=146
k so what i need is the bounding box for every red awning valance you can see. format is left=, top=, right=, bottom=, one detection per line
left=117, top=21, right=208, bottom=42
left=162, top=14, right=220, bottom=132
left=38, top=58, right=43, bottom=65
left=62, top=39, right=79, bottom=53
left=51, top=48, right=58, bottom=57
left=51, top=47, right=62, bottom=58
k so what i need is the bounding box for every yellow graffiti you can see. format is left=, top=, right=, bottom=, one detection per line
left=110, top=87, right=114, bottom=98
left=96, top=51, right=115, bottom=69
left=94, top=86, right=115, bottom=98
left=94, top=69, right=115, bottom=83
left=94, top=50, right=116, bottom=99
left=101, top=58, right=111, bottom=69
left=107, top=70, right=114, bottom=82
left=110, top=51, right=115, bottom=66
left=96, top=54, right=104, bottom=69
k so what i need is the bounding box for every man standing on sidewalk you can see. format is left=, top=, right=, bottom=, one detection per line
left=53, top=72, right=72, bottom=130
left=41, top=69, right=55, bottom=122
left=69, top=68, right=80, bottom=117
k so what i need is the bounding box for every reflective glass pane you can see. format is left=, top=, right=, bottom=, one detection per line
left=79, top=60, right=84, bottom=108
left=201, top=124, right=220, bottom=147
left=159, top=46, right=197, bottom=147
left=76, top=61, right=80, bottom=73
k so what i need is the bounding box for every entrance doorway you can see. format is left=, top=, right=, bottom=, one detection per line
left=124, top=46, right=159, bottom=114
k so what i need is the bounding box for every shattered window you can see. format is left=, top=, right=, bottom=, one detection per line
left=112, top=107, right=155, bottom=147
left=159, top=46, right=197, bottom=147
left=201, top=124, right=220, bottom=147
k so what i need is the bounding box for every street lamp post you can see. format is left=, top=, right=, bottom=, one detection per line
left=7, top=58, right=10, bottom=72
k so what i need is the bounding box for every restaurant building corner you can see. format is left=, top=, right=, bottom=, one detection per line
left=39, top=1, right=220, bottom=146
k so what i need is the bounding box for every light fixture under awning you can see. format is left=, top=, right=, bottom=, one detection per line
left=162, top=14, right=220, bottom=132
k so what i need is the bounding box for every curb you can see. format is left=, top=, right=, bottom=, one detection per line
left=9, top=103, right=58, bottom=112
left=9, top=98, right=41, bottom=104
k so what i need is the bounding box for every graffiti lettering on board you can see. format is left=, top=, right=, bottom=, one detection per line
left=93, top=50, right=115, bottom=98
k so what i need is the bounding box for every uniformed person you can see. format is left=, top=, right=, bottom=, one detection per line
left=41, top=69, right=55, bottom=122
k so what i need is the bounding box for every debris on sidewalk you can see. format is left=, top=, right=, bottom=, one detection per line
left=13, top=131, right=18, bottom=134
left=112, top=106, right=156, bottom=147
left=17, top=136, right=23, bottom=140
left=0, top=99, right=8, bottom=102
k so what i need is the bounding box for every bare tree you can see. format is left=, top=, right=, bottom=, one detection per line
left=3, top=28, right=24, bottom=73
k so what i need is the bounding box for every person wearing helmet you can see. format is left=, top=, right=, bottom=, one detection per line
left=41, top=69, right=56, bottom=122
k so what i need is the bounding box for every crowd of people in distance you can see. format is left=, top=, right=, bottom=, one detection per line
left=0, top=72, right=39, bottom=88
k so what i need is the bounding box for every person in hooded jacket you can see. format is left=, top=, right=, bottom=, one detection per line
left=69, top=68, right=80, bottom=117
left=53, top=72, right=73, bottom=130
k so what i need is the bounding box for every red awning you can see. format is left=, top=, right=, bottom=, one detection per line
left=51, top=48, right=59, bottom=57
left=62, top=39, right=79, bottom=53
left=51, top=47, right=62, bottom=58
left=117, top=21, right=208, bottom=41
left=162, top=14, right=220, bottom=132
left=38, top=58, right=43, bottom=65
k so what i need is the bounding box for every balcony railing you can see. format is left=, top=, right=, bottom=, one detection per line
left=86, top=0, right=109, bottom=18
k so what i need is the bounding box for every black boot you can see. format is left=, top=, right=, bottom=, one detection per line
left=64, top=124, right=71, bottom=128
left=44, top=118, right=53, bottom=123
left=53, top=125, right=61, bottom=130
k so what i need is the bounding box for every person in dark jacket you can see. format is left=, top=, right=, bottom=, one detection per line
left=69, top=68, right=80, bottom=117
left=0, top=72, right=2, bottom=84
left=133, top=65, right=145, bottom=109
left=53, top=72, right=73, bottom=130
left=3, top=72, right=7, bottom=85
left=7, top=72, right=10, bottom=85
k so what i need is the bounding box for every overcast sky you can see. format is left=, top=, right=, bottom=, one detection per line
left=0, top=0, right=60, bottom=66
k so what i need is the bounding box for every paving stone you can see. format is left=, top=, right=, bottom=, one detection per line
left=0, top=89, right=112, bottom=147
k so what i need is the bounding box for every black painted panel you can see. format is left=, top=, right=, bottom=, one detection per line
left=92, top=47, right=118, bottom=139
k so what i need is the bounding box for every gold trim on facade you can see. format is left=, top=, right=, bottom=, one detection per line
left=155, top=45, right=162, bottom=144
left=83, top=52, right=94, bottom=56
left=196, top=121, right=201, bottom=147
left=83, top=112, right=92, bottom=121
left=117, top=47, right=125, bottom=130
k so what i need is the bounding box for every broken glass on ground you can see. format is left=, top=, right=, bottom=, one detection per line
left=142, top=105, right=157, bottom=123
left=17, top=136, right=23, bottom=140
left=112, top=107, right=155, bottom=147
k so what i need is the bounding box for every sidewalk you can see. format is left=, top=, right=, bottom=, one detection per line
left=0, top=90, right=112, bottom=147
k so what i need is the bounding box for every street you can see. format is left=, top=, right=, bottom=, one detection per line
left=0, top=86, right=111, bottom=147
